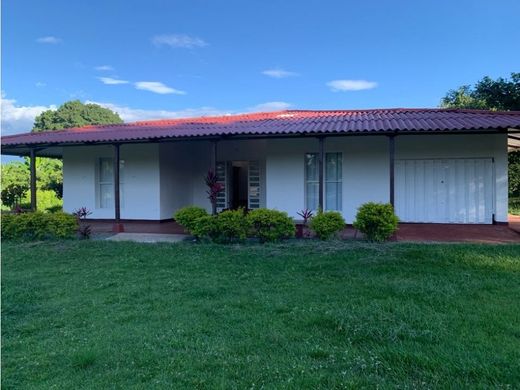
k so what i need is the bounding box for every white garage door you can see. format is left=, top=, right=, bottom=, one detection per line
left=395, top=158, right=494, bottom=224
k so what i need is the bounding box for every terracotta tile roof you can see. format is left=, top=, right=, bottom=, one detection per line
left=2, top=108, right=520, bottom=148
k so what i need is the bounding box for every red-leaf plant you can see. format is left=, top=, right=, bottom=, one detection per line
left=296, top=208, right=314, bottom=238
left=205, top=170, right=224, bottom=215
left=73, top=207, right=92, bottom=239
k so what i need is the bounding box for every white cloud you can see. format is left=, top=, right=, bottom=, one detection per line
left=0, top=93, right=292, bottom=138
left=35, top=82, right=46, bottom=87
left=87, top=100, right=293, bottom=122
left=36, top=36, right=62, bottom=44
left=326, top=79, right=378, bottom=91
left=0, top=93, right=56, bottom=135
left=95, top=65, right=114, bottom=71
left=152, top=34, right=208, bottom=48
left=262, top=69, right=299, bottom=78
left=98, top=77, right=129, bottom=85
left=86, top=100, right=228, bottom=122
left=134, top=81, right=185, bottom=95
left=248, top=101, right=293, bottom=112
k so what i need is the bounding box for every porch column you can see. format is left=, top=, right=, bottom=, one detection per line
left=318, top=136, right=325, bottom=211
left=112, top=143, right=124, bottom=232
left=388, top=135, right=395, bottom=207
left=210, top=140, right=218, bottom=173
left=29, top=148, right=37, bottom=211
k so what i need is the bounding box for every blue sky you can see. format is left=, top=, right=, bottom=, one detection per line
left=2, top=0, right=520, bottom=136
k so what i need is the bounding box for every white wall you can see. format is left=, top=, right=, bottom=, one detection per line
left=395, top=133, right=508, bottom=222
left=63, top=144, right=161, bottom=219
left=159, top=143, right=194, bottom=219
left=62, top=133, right=508, bottom=223
left=265, top=136, right=389, bottom=222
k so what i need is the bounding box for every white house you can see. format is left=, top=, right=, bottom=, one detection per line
left=2, top=108, right=520, bottom=230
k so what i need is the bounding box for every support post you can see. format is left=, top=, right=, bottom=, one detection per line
left=112, top=144, right=124, bottom=232
left=30, top=148, right=37, bottom=211
left=210, top=140, right=217, bottom=173
left=388, top=135, right=395, bottom=207
left=318, top=136, right=325, bottom=211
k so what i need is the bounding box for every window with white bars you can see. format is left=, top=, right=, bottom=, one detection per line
left=98, top=158, right=125, bottom=209
left=215, top=162, right=227, bottom=211
left=248, top=161, right=261, bottom=209
left=304, top=152, right=342, bottom=211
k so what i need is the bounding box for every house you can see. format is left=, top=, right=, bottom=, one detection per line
left=2, top=108, right=520, bottom=231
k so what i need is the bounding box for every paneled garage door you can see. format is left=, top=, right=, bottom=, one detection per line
left=395, top=158, right=494, bottom=224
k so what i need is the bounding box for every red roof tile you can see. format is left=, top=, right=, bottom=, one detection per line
left=2, top=108, right=520, bottom=148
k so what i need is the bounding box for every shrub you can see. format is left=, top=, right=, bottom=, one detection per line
left=190, top=215, right=217, bottom=240
left=353, top=202, right=399, bottom=242
left=310, top=211, right=345, bottom=240
left=247, top=208, right=295, bottom=242
left=174, top=206, right=209, bottom=233
left=212, top=209, right=250, bottom=243
left=1, top=211, right=78, bottom=241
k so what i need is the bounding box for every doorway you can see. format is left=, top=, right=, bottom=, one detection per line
left=230, top=161, right=249, bottom=209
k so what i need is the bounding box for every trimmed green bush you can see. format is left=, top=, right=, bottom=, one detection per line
left=310, top=211, right=345, bottom=240
left=1, top=211, right=78, bottom=241
left=247, top=208, right=295, bottom=242
left=353, top=202, right=399, bottom=242
left=212, top=209, right=250, bottom=243
left=174, top=206, right=209, bottom=233
left=190, top=215, right=217, bottom=240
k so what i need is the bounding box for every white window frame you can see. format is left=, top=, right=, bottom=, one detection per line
left=304, top=152, right=342, bottom=211
left=98, top=158, right=125, bottom=209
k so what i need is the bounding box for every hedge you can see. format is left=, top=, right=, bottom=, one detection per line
left=1, top=211, right=78, bottom=241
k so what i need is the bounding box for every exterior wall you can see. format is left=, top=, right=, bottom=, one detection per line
left=395, top=133, right=508, bottom=222
left=265, top=136, right=389, bottom=222
left=63, top=144, right=161, bottom=219
left=159, top=143, right=194, bottom=219
left=62, top=132, right=508, bottom=224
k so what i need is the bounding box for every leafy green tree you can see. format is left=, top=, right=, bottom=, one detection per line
left=510, top=151, right=520, bottom=198
left=441, top=73, right=520, bottom=200
left=33, top=100, right=123, bottom=132
left=31, top=101, right=123, bottom=199
left=1, top=101, right=122, bottom=209
left=441, top=73, right=520, bottom=111
left=1, top=184, right=28, bottom=209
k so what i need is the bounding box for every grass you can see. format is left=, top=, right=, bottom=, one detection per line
left=2, top=240, right=520, bottom=388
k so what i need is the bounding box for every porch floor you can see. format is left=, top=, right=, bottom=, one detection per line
left=86, top=217, right=520, bottom=244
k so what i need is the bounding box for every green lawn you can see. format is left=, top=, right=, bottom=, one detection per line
left=2, top=240, right=520, bottom=388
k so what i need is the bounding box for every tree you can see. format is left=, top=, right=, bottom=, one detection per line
left=1, top=101, right=123, bottom=210
left=33, top=100, right=123, bottom=132
left=441, top=73, right=520, bottom=111
left=32, top=101, right=123, bottom=199
left=441, top=73, right=520, bottom=200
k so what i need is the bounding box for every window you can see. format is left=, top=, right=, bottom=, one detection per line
left=305, top=152, right=342, bottom=211
left=98, top=158, right=124, bottom=208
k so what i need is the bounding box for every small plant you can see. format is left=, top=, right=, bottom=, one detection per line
left=1, top=212, right=78, bottom=241
left=247, top=208, right=295, bottom=242
left=1, top=184, right=28, bottom=210
left=309, top=211, right=345, bottom=240
left=73, top=207, right=92, bottom=239
left=353, top=202, right=399, bottom=242
left=175, top=206, right=209, bottom=233
left=213, top=209, right=250, bottom=243
left=297, top=208, right=314, bottom=225
left=190, top=215, right=217, bottom=240
left=205, top=170, right=224, bottom=215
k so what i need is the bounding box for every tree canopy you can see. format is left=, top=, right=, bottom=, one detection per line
left=441, top=73, right=520, bottom=111
left=33, top=100, right=123, bottom=132
left=441, top=73, right=520, bottom=201
left=2, top=101, right=123, bottom=210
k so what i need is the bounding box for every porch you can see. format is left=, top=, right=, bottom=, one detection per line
left=85, top=216, right=520, bottom=244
